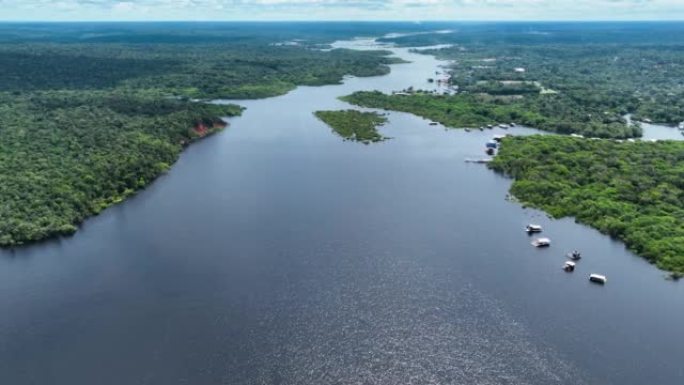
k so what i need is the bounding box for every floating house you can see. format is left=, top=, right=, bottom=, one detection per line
left=532, top=237, right=551, bottom=247
left=589, top=274, right=607, bottom=284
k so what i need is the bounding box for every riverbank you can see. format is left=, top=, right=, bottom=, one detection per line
left=342, top=91, right=641, bottom=138
left=489, top=135, right=684, bottom=276
left=0, top=93, right=242, bottom=247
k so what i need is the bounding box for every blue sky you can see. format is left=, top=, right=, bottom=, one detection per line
left=1, top=0, right=683, bottom=21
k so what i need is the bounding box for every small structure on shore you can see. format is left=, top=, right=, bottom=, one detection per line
left=589, top=274, right=607, bottom=284
left=532, top=237, right=551, bottom=247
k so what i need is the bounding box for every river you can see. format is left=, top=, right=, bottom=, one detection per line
left=0, top=36, right=683, bottom=385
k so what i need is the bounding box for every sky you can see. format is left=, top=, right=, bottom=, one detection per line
left=1, top=0, right=683, bottom=21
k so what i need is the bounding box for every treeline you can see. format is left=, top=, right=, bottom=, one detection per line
left=315, top=110, right=388, bottom=143
left=343, top=91, right=641, bottom=138
left=0, top=44, right=399, bottom=99
left=398, top=25, right=684, bottom=126
left=489, top=135, right=684, bottom=275
left=0, top=91, right=242, bottom=246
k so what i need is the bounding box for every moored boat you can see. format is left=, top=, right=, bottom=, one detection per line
left=531, top=237, right=551, bottom=247
left=589, top=274, right=607, bottom=284
left=525, top=224, right=543, bottom=233
left=563, top=261, right=576, bottom=272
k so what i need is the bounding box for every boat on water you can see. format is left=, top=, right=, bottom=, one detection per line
left=465, top=128, right=471, bottom=132
left=567, top=250, right=582, bottom=260
left=499, top=124, right=509, bottom=129
left=525, top=224, right=543, bottom=233
left=485, top=147, right=495, bottom=156
left=589, top=274, right=607, bottom=284
left=563, top=261, right=576, bottom=272
left=486, top=140, right=498, bottom=149
left=531, top=237, right=551, bottom=247
left=429, top=121, right=439, bottom=126
left=492, top=134, right=506, bottom=142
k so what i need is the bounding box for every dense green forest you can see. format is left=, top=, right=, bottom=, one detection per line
left=315, top=110, right=388, bottom=143
left=343, top=91, right=641, bottom=138
left=381, top=24, right=684, bottom=126
left=0, top=23, right=407, bottom=245
left=0, top=91, right=242, bottom=246
left=0, top=44, right=399, bottom=99
left=489, top=136, right=684, bottom=275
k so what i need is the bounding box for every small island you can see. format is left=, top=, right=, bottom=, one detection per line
left=315, top=109, right=389, bottom=144
left=489, top=135, right=684, bottom=277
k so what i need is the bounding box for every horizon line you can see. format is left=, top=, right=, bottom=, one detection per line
left=0, top=19, right=682, bottom=23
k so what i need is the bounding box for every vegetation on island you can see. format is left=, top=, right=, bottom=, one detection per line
left=343, top=91, right=641, bottom=138
left=489, top=135, right=684, bottom=275
left=315, top=110, right=388, bottom=143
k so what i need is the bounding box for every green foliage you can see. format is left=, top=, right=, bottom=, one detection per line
left=343, top=91, right=641, bottom=139
left=489, top=135, right=684, bottom=274
left=389, top=24, right=684, bottom=126
left=0, top=44, right=397, bottom=100
left=315, top=110, right=388, bottom=143
left=0, top=24, right=403, bottom=246
left=0, top=91, right=242, bottom=246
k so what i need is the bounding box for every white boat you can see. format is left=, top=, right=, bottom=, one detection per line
left=525, top=224, right=543, bottom=233
left=563, top=261, right=576, bottom=272
left=589, top=274, right=607, bottom=284
left=531, top=237, right=551, bottom=247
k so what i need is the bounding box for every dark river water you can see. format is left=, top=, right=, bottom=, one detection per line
left=1, top=38, right=683, bottom=385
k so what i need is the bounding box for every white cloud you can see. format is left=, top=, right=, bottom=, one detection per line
left=0, top=0, right=683, bottom=21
